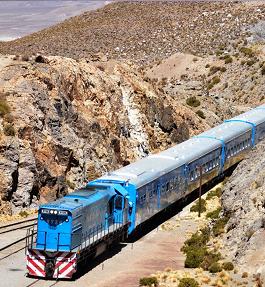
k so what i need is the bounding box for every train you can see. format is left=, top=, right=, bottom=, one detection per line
left=26, top=104, right=265, bottom=279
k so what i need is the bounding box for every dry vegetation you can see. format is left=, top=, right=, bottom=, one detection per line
left=0, top=1, right=264, bottom=65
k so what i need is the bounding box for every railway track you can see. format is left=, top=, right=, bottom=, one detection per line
left=0, top=217, right=37, bottom=235
left=24, top=279, right=59, bottom=287
left=0, top=217, right=37, bottom=259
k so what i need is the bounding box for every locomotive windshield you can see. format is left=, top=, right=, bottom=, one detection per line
left=39, top=209, right=69, bottom=227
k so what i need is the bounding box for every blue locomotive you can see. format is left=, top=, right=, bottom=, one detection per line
left=26, top=104, right=265, bottom=279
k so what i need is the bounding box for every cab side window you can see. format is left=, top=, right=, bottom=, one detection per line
left=115, top=196, right=123, bottom=210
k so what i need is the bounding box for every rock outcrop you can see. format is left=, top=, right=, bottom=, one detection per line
left=0, top=55, right=208, bottom=214
left=222, top=142, right=265, bottom=277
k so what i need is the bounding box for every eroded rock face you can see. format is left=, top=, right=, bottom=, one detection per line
left=0, top=56, right=208, bottom=213
left=222, top=142, right=265, bottom=276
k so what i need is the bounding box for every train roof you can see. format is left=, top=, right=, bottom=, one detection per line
left=99, top=105, right=265, bottom=188
left=41, top=186, right=115, bottom=211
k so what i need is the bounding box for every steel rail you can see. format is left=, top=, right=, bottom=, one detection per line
left=0, top=231, right=37, bottom=257
left=0, top=222, right=37, bottom=235
left=0, top=217, right=37, bottom=230
left=24, top=279, right=40, bottom=287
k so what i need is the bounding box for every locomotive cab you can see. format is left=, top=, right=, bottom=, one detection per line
left=36, top=207, right=73, bottom=251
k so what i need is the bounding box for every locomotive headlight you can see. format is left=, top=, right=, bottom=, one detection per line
left=54, top=210, right=58, bottom=215
left=50, top=210, right=54, bottom=214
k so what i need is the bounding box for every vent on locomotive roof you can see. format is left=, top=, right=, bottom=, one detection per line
left=149, top=154, right=178, bottom=160
left=111, top=171, right=139, bottom=179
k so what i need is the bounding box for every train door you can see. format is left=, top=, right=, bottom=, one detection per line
left=157, top=180, right=161, bottom=211
left=114, top=195, right=124, bottom=224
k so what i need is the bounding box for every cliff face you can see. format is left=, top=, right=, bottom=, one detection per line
left=222, top=142, right=265, bottom=276
left=0, top=55, right=208, bottom=214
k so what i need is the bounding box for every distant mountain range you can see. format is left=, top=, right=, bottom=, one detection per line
left=0, top=1, right=110, bottom=41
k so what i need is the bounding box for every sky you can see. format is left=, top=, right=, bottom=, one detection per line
left=0, top=1, right=110, bottom=41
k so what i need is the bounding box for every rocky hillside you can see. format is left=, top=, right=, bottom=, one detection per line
left=0, top=55, right=207, bottom=215
left=222, top=142, right=265, bottom=279
left=145, top=40, right=265, bottom=126
left=0, top=1, right=264, bottom=65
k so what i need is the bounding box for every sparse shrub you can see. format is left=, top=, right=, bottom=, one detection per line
left=21, top=55, right=30, bottom=61
left=209, top=76, right=221, bottom=88
left=161, top=274, right=168, bottom=281
left=190, top=198, right=206, bottom=213
left=66, top=180, right=76, bottom=190
left=3, top=123, right=15, bottom=136
left=241, top=60, right=246, bottom=65
left=209, top=66, right=227, bottom=76
left=222, top=261, right=234, bottom=271
left=209, top=262, right=222, bottom=273
left=0, top=99, right=10, bottom=117
left=206, top=207, right=221, bottom=219
left=200, top=226, right=211, bottom=239
left=185, top=247, right=207, bottom=268
left=242, top=272, right=248, bottom=278
left=193, top=57, right=198, bottom=62
left=200, top=251, right=221, bottom=271
left=143, top=76, right=150, bottom=82
left=246, top=59, right=256, bottom=66
left=180, top=74, right=188, bottom=80
left=97, top=65, right=105, bottom=72
left=205, top=64, right=210, bottom=68
left=4, top=113, right=14, bottom=123
left=19, top=210, right=29, bottom=218
left=240, top=47, right=255, bottom=57
left=246, top=229, right=255, bottom=240
left=224, top=56, right=233, bottom=64
left=186, top=96, right=200, bottom=108
left=35, top=55, right=47, bottom=63
left=178, top=277, right=199, bottom=287
left=182, top=228, right=210, bottom=268
left=196, top=110, right=205, bottom=119
left=212, top=216, right=229, bottom=236
left=139, top=277, right=158, bottom=287
left=207, top=82, right=214, bottom=90
left=261, top=66, right=265, bottom=76
left=209, top=66, right=219, bottom=75
left=206, top=187, right=222, bottom=200
left=181, top=230, right=209, bottom=254
left=216, top=50, right=223, bottom=56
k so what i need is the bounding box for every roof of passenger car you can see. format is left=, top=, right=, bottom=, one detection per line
left=99, top=105, right=265, bottom=188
